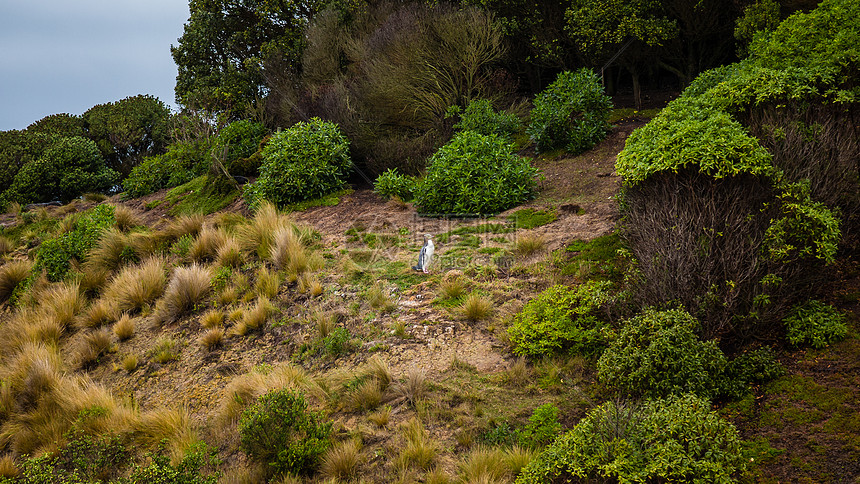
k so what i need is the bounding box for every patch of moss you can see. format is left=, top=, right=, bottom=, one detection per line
left=282, top=189, right=353, bottom=212
left=165, top=175, right=239, bottom=215
left=509, top=208, right=557, bottom=229
left=561, top=233, right=626, bottom=282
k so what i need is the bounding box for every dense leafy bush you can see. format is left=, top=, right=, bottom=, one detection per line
left=1, top=137, right=118, bottom=206
left=518, top=403, right=562, bottom=449
left=373, top=168, right=417, bottom=201
left=517, top=394, right=746, bottom=483
left=526, top=69, right=612, bottom=154
left=0, top=130, right=56, bottom=197
left=34, top=204, right=116, bottom=282
left=447, top=99, right=522, bottom=140
left=507, top=281, right=613, bottom=358
left=239, top=389, right=332, bottom=476
left=784, top=300, right=847, bottom=349
left=721, top=347, right=785, bottom=399
left=413, top=131, right=538, bottom=215
left=122, top=139, right=211, bottom=198
left=597, top=308, right=727, bottom=399
left=212, top=119, right=266, bottom=176
left=243, top=118, right=351, bottom=209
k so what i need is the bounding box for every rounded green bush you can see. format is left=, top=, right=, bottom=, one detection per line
left=239, top=389, right=332, bottom=476
left=517, top=394, right=746, bottom=484
left=448, top=98, right=521, bottom=140
left=526, top=68, right=612, bottom=154
left=507, top=281, right=613, bottom=358
left=213, top=119, right=267, bottom=176
left=785, top=300, right=847, bottom=349
left=597, top=308, right=727, bottom=399
left=244, top=118, right=351, bottom=208
left=373, top=168, right=416, bottom=201
left=122, top=140, right=211, bottom=198
left=413, top=131, right=538, bottom=215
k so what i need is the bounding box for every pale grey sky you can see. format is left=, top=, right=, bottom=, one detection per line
left=0, top=0, right=189, bottom=131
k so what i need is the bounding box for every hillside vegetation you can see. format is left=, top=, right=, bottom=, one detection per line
left=0, top=0, right=859, bottom=483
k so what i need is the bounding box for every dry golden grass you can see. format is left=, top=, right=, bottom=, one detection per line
left=200, top=309, right=224, bottom=329
left=439, top=276, right=467, bottom=300
left=505, top=357, right=531, bottom=385
left=349, top=379, right=383, bottom=411
left=363, top=355, right=393, bottom=389
left=113, top=314, right=135, bottom=340
left=41, top=281, right=85, bottom=329
left=163, top=214, right=204, bottom=241
left=233, top=297, right=273, bottom=335
left=121, top=353, right=139, bottom=372
left=21, top=314, right=66, bottom=347
left=270, top=226, right=305, bottom=271
left=79, top=299, right=115, bottom=329
left=312, top=309, right=336, bottom=338
left=367, top=281, right=396, bottom=313
left=133, top=406, right=197, bottom=455
left=0, top=454, right=18, bottom=479
left=235, top=201, right=292, bottom=259
left=457, top=446, right=510, bottom=484
left=152, top=264, right=211, bottom=324
left=394, top=368, right=427, bottom=407
left=396, top=418, right=438, bottom=471
left=113, top=204, right=142, bottom=231
left=200, top=327, right=225, bottom=350
left=216, top=237, right=244, bottom=268
left=217, top=286, right=239, bottom=306
left=460, top=294, right=493, bottom=322
left=216, top=363, right=324, bottom=426
left=514, top=233, right=546, bottom=256
left=0, top=236, right=13, bottom=256
left=103, top=257, right=167, bottom=315
left=73, top=328, right=113, bottom=368
left=0, top=260, right=34, bottom=303
left=87, top=228, right=132, bottom=274
left=150, top=336, right=180, bottom=364
left=2, top=342, right=63, bottom=405
left=254, top=266, right=280, bottom=299
left=425, top=468, right=453, bottom=484
left=189, top=225, right=228, bottom=262
left=321, top=439, right=362, bottom=481
left=368, top=405, right=392, bottom=427
left=218, top=464, right=267, bottom=484
left=504, top=445, right=536, bottom=478
left=128, top=231, right=161, bottom=259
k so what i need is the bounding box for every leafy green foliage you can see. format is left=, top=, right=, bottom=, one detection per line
left=2, top=137, right=118, bottom=206
left=721, top=347, right=785, bottom=399
left=518, top=403, right=562, bottom=449
left=122, top=139, right=212, bottom=198
left=597, top=308, right=727, bottom=399
left=784, top=300, right=848, bottom=349
left=734, top=0, right=781, bottom=57
left=83, top=95, right=172, bottom=178
left=213, top=119, right=267, bottom=176
left=35, top=204, right=116, bottom=281
left=244, top=118, right=351, bottom=209
left=507, top=281, right=613, bottom=358
left=526, top=69, right=612, bottom=154
left=239, top=389, right=332, bottom=476
left=447, top=98, right=522, bottom=140
left=763, top=181, right=841, bottom=264
left=517, top=394, right=746, bottom=484
left=413, top=131, right=538, bottom=215
left=373, top=168, right=417, bottom=201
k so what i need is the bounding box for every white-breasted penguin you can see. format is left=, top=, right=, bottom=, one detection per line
left=412, top=234, right=435, bottom=273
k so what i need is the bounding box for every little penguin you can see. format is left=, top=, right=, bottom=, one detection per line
left=412, top=234, right=435, bottom=273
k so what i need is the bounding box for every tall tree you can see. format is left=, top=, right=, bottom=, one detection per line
left=171, top=0, right=321, bottom=116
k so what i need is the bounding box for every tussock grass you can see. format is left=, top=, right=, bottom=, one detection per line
left=133, top=406, right=197, bottom=455
left=87, top=228, right=133, bottom=274
left=233, top=297, right=273, bottom=335
left=515, top=233, right=546, bottom=256
left=216, top=237, right=244, bottom=268
left=128, top=231, right=160, bottom=259
left=368, top=405, right=391, bottom=428
left=363, top=355, right=393, bottom=390
left=163, top=214, right=204, bottom=241
left=152, top=264, right=211, bottom=324
left=73, top=328, right=113, bottom=368
left=460, top=294, right=493, bottom=322
left=394, top=368, right=427, bottom=407
left=367, top=281, right=396, bottom=313
left=22, top=314, right=66, bottom=347
left=0, top=236, right=13, bottom=256
left=3, top=342, right=63, bottom=408
left=457, top=446, right=510, bottom=483
left=41, top=282, right=85, bottom=329
left=254, top=266, right=280, bottom=299
left=217, top=286, right=238, bottom=306
left=312, top=309, right=336, bottom=338
left=349, top=379, right=383, bottom=411
left=200, top=309, right=224, bottom=329
left=121, top=353, right=138, bottom=372
left=235, top=201, right=292, bottom=259
left=218, top=465, right=267, bottom=484
left=189, top=225, right=228, bottom=262
left=396, top=418, right=438, bottom=471
left=113, top=314, right=135, bottom=340
left=200, top=327, right=225, bottom=350
left=270, top=226, right=305, bottom=272
left=439, top=276, right=467, bottom=300
left=505, top=357, right=531, bottom=385
left=0, top=260, right=33, bottom=303
left=103, top=257, right=167, bottom=315
left=425, top=468, right=452, bottom=484
left=150, top=336, right=180, bottom=364
left=79, top=299, right=115, bottom=329
left=321, top=439, right=362, bottom=481
left=504, top=445, right=536, bottom=478
left=0, top=454, right=18, bottom=479
left=113, top=204, right=142, bottom=231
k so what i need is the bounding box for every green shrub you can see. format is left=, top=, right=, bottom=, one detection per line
left=123, top=139, right=211, bottom=198
left=447, top=99, right=522, bottom=140
left=721, top=347, right=785, bottom=399
left=518, top=403, right=562, bottom=449
left=413, top=131, right=539, bottom=215
left=517, top=394, right=746, bottom=484
left=239, top=389, right=332, bottom=476
left=373, top=168, right=417, bottom=201
left=213, top=119, right=267, bottom=176
left=597, top=308, right=728, bottom=399
left=507, top=281, right=613, bottom=358
left=526, top=69, right=612, bottom=154
left=2, top=137, right=118, bottom=206
left=244, top=118, right=351, bottom=209
left=35, top=204, right=116, bottom=281
left=784, top=300, right=848, bottom=349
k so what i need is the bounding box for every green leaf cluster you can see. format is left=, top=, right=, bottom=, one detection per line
left=507, top=281, right=613, bottom=358
left=34, top=204, right=116, bottom=282
left=413, top=131, right=538, bottom=215
left=212, top=119, right=267, bottom=176
left=447, top=98, right=522, bottom=140
left=763, top=181, right=841, bottom=264
left=597, top=308, right=727, bottom=399
left=122, top=139, right=212, bottom=198
left=238, top=389, right=332, bottom=476
left=518, top=403, right=562, bottom=449
left=526, top=69, right=612, bottom=154
left=244, top=118, right=351, bottom=209
left=373, top=168, right=417, bottom=202
left=517, top=394, right=746, bottom=484
left=784, top=300, right=847, bottom=349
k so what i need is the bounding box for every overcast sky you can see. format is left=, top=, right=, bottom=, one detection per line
left=0, top=0, right=190, bottom=131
